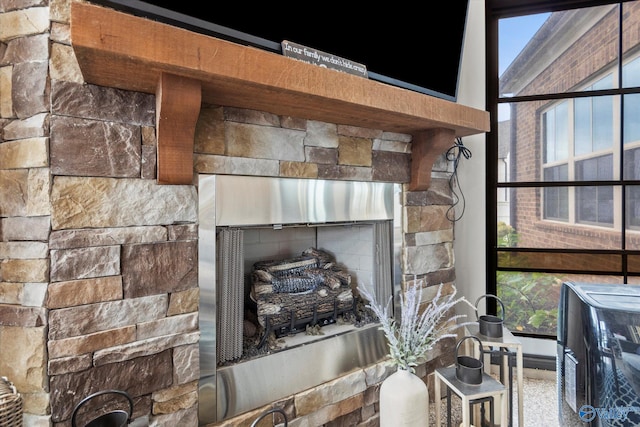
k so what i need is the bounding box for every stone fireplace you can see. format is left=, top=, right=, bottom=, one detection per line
left=198, top=175, right=400, bottom=424
left=0, top=2, right=489, bottom=426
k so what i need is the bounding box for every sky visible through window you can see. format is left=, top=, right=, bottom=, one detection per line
left=498, top=13, right=550, bottom=120
left=499, top=13, right=550, bottom=76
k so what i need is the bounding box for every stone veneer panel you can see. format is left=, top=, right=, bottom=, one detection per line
left=121, top=241, right=197, bottom=298
left=50, top=245, right=120, bottom=282
left=225, top=121, right=306, bottom=161
left=50, top=350, right=173, bottom=423
left=50, top=176, right=197, bottom=229
left=0, top=3, right=466, bottom=424
left=48, top=294, right=168, bottom=340
left=50, top=115, right=142, bottom=177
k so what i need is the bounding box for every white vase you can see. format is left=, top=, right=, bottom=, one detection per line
left=379, top=368, right=429, bottom=426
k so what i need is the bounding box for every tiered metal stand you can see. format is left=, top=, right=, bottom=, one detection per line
left=465, top=323, right=524, bottom=427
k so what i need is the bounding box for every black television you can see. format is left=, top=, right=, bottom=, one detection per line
left=87, top=1, right=470, bottom=102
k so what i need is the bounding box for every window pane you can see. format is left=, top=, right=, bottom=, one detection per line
left=574, top=97, right=591, bottom=156
left=498, top=251, right=622, bottom=271
left=626, top=186, right=640, bottom=242
left=622, top=1, right=640, bottom=88
left=624, top=94, right=640, bottom=145
left=497, top=272, right=625, bottom=335
left=499, top=5, right=619, bottom=98
left=624, top=147, right=640, bottom=180
left=501, top=186, right=623, bottom=249
left=593, top=96, right=614, bottom=151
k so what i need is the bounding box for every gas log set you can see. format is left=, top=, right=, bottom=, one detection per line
left=250, top=248, right=358, bottom=348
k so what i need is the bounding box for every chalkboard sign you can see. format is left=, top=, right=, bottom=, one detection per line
left=281, top=40, right=368, bottom=78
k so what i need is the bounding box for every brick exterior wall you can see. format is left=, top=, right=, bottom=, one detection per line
left=508, top=3, right=640, bottom=254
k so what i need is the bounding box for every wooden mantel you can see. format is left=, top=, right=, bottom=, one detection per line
left=70, top=2, right=489, bottom=188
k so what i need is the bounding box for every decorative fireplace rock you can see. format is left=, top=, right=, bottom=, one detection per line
left=251, top=248, right=355, bottom=343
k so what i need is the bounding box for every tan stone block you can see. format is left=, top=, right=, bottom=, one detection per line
left=279, top=161, right=318, bottom=178
left=194, top=105, right=224, bottom=154
left=414, top=229, right=454, bottom=246
left=141, top=144, right=156, bottom=180
left=173, top=344, right=199, bottom=384
left=47, top=353, right=92, bottom=376
left=3, top=34, right=49, bottom=63
left=337, top=124, right=383, bottom=139
left=50, top=177, right=197, bottom=229
left=50, top=21, right=70, bottom=44
left=0, top=169, right=28, bottom=216
left=27, top=168, right=51, bottom=216
left=141, top=125, right=156, bottom=145
left=223, top=106, right=280, bottom=127
left=0, top=137, right=48, bottom=168
left=0, top=7, right=50, bottom=42
left=167, top=288, right=199, bottom=316
left=49, top=226, right=167, bottom=250
left=0, top=325, right=46, bottom=393
left=48, top=294, right=168, bottom=340
left=0, top=281, right=22, bottom=304
left=304, top=120, right=338, bottom=148
left=317, top=164, right=372, bottom=181
left=50, top=42, right=83, bottom=83
left=21, top=391, right=50, bottom=416
left=92, top=331, right=199, bottom=365
left=373, top=137, right=412, bottom=153
left=226, top=122, right=305, bottom=161
left=295, top=369, right=366, bottom=416
left=47, top=276, right=123, bottom=309
left=50, top=0, right=71, bottom=24
left=153, top=381, right=197, bottom=403
left=194, top=153, right=279, bottom=176
left=22, top=282, right=47, bottom=306
left=137, top=313, right=198, bottom=340
left=0, top=305, right=46, bottom=327
left=1, top=215, right=50, bottom=241
left=404, top=243, right=454, bottom=276
left=0, top=66, right=13, bottom=118
left=297, top=394, right=365, bottom=426
left=12, top=61, right=49, bottom=119
left=338, top=135, right=372, bottom=167
left=50, top=245, right=120, bottom=282
left=166, top=224, right=197, bottom=241
left=153, top=390, right=198, bottom=415
left=0, top=241, right=48, bottom=259
left=47, top=325, right=136, bottom=358
left=2, top=112, right=49, bottom=140
left=0, top=258, right=48, bottom=282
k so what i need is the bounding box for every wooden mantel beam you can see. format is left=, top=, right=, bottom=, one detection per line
left=70, top=2, right=490, bottom=187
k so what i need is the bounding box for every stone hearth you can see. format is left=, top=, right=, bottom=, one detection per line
left=0, top=2, right=486, bottom=426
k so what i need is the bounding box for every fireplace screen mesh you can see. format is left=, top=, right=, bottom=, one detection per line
left=216, top=228, right=244, bottom=362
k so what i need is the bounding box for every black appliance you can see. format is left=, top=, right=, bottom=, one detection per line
left=558, top=281, right=640, bottom=426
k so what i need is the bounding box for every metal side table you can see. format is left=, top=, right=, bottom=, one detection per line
left=465, top=323, right=524, bottom=427
left=434, top=366, right=508, bottom=427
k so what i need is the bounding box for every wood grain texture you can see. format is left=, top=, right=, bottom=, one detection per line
left=71, top=2, right=489, bottom=186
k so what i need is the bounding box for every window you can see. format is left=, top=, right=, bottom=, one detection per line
left=488, top=0, right=640, bottom=339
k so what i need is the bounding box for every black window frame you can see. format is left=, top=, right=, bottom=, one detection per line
left=485, top=0, right=640, bottom=338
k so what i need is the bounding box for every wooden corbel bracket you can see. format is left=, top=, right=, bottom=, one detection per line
left=156, top=73, right=202, bottom=185
left=409, top=128, right=456, bottom=191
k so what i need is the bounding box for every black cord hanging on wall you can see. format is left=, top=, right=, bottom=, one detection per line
left=446, top=137, right=472, bottom=223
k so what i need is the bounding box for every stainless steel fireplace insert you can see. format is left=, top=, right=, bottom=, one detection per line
left=197, top=175, right=401, bottom=424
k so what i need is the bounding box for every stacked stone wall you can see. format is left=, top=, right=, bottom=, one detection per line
left=0, top=1, right=460, bottom=425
